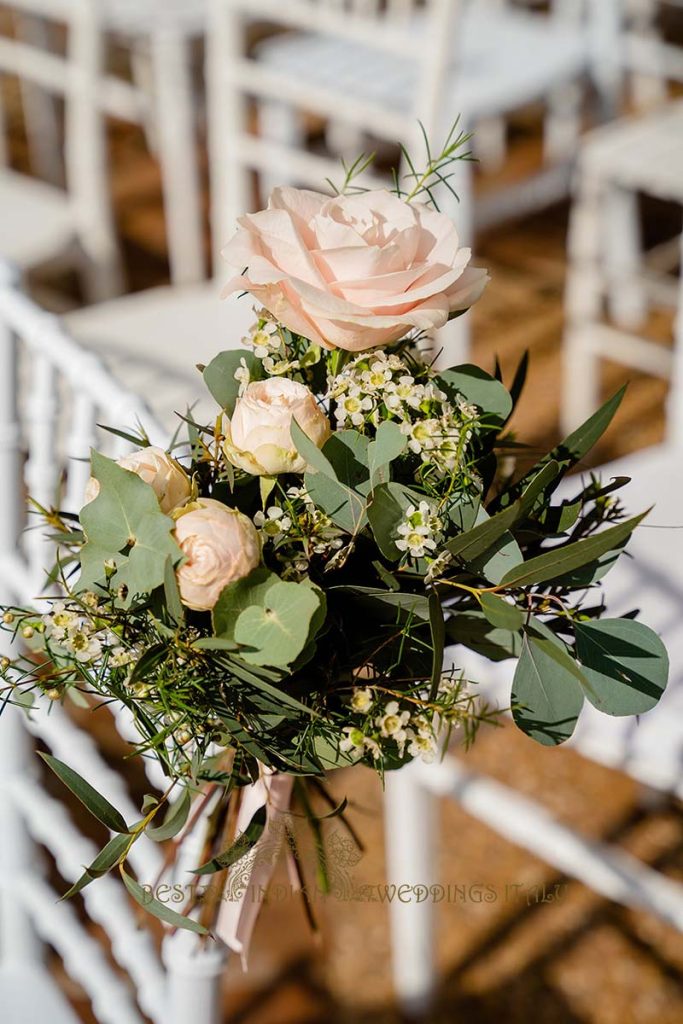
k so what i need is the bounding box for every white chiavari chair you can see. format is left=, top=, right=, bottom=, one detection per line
left=0, top=0, right=123, bottom=302
left=0, top=263, right=229, bottom=1024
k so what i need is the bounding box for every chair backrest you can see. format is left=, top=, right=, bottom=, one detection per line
left=206, top=0, right=461, bottom=268
left=0, top=262, right=166, bottom=605
left=0, top=265, right=175, bottom=1022
left=622, top=0, right=683, bottom=98
left=0, top=0, right=116, bottom=269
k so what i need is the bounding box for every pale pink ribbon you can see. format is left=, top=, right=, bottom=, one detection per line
left=215, top=769, right=294, bottom=967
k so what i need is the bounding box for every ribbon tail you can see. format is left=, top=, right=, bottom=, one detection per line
left=215, top=772, right=294, bottom=968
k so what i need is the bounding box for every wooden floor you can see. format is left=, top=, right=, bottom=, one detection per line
left=14, top=109, right=683, bottom=1023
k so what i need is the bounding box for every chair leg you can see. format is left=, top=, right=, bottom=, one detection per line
left=162, top=929, right=227, bottom=1024
left=604, top=185, right=647, bottom=329
left=150, top=28, right=206, bottom=286
left=544, top=79, right=583, bottom=166
left=472, top=117, right=507, bottom=174
left=562, top=170, right=605, bottom=434
left=384, top=762, right=438, bottom=1019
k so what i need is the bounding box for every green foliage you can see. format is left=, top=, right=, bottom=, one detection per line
left=575, top=618, right=669, bottom=716
left=203, top=350, right=261, bottom=414
left=436, top=364, right=512, bottom=424
left=193, top=806, right=267, bottom=876
left=120, top=867, right=208, bottom=934
left=511, top=633, right=584, bottom=746
left=39, top=753, right=130, bottom=833
left=79, top=452, right=181, bottom=604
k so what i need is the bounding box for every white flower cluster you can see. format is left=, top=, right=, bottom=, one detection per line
left=327, top=351, right=478, bottom=475
left=42, top=598, right=133, bottom=668
left=240, top=309, right=321, bottom=379
left=253, top=489, right=344, bottom=578
left=340, top=687, right=439, bottom=764
left=395, top=501, right=443, bottom=559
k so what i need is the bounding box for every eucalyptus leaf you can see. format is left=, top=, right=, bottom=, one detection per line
left=39, top=752, right=130, bottom=833
left=61, top=833, right=131, bottom=900
left=575, top=618, right=669, bottom=716
left=499, top=510, right=649, bottom=588
left=193, top=806, right=267, bottom=876
left=437, top=364, right=513, bottom=423
left=234, top=581, right=322, bottom=668
left=146, top=788, right=191, bottom=842
left=367, top=421, right=407, bottom=487
left=511, top=635, right=584, bottom=746
left=428, top=589, right=446, bottom=700
left=290, top=417, right=336, bottom=478
left=78, top=452, right=181, bottom=605
left=479, top=593, right=524, bottom=632
left=367, top=482, right=426, bottom=561
left=120, top=866, right=208, bottom=934
left=203, top=350, right=261, bottom=414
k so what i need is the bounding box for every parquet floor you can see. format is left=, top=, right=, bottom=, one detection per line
left=12, top=102, right=683, bottom=1023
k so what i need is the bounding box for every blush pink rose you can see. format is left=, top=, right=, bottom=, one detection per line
left=174, top=499, right=260, bottom=611
left=221, top=187, right=488, bottom=352
left=83, top=447, right=191, bottom=514
left=224, top=377, right=331, bottom=476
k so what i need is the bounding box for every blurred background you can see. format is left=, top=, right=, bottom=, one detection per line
left=1, top=1, right=683, bottom=1022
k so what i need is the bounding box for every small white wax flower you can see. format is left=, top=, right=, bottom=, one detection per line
left=83, top=447, right=191, bottom=515
left=350, top=687, right=374, bottom=714
left=174, top=499, right=260, bottom=612
left=377, top=701, right=411, bottom=739
left=224, top=378, right=331, bottom=477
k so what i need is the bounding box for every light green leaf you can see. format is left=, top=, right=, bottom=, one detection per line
left=303, top=430, right=371, bottom=534
left=367, top=421, right=407, bottom=487
left=120, top=867, right=208, bottom=934
left=436, top=364, right=513, bottom=423
left=62, top=833, right=131, bottom=900
left=39, top=752, right=130, bottom=833
left=499, top=510, right=649, bottom=588
left=78, top=452, right=181, bottom=605
left=146, top=788, right=192, bottom=842
left=290, top=418, right=336, bottom=478
left=213, top=567, right=277, bottom=641
left=203, top=350, right=261, bottom=414
left=575, top=618, right=669, bottom=716
left=234, top=581, right=322, bottom=667
left=511, top=635, right=584, bottom=746
left=163, top=556, right=184, bottom=625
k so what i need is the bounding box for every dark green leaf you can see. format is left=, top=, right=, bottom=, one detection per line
left=39, top=753, right=130, bottom=833
left=479, top=593, right=524, bottom=632
left=367, top=482, right=425, bottom=561
left=163, top=556, right=184, bottom=625
left=428, top=590, right=446, bottom=700
left=367, top=421, right=407, bottom=487
left=193, top=805, right=267, bottom=876
left=499, top=510, right=649, bottom=588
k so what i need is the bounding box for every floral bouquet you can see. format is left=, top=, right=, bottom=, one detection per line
left=0, top=136, right=669, bottom=950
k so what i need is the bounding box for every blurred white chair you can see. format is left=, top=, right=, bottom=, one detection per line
left=230, top=0, right=622, bottom=243
left=0, top=0, right=122, bottom=301
left=97, top=0, right=209, bottom=286
left=562, top=99, right=683, bottom=434
left=0, top=263, right=228, bottom=1024
left=623, top=0, right=683, bottom=109
left=385, top=235, right=683, bottom=1013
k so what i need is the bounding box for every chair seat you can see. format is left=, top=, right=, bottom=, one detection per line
left=257, top=8, right=588, bottom=123
left=0, top=172, right=75, bottom=270
left=0, top=962, right=81, bottom=1024
left=578, top=98, right=683, bottom=203
left=453, top=443, right=683, bottom=794
left=66, top=281, right=257, bottom=431
left=102, top=0, right=207, bottom=35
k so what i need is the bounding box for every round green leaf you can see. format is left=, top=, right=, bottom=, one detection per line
left=512, top=635, right=584, bottom=746
left=575, top=618, right=669, bottom=716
